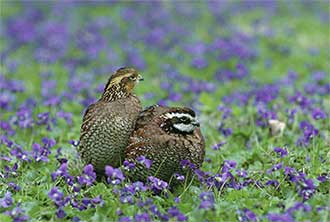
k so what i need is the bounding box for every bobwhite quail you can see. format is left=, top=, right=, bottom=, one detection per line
left=125, top=105, right=205, bottom=183
left=78, top=67, right=143, bottom=175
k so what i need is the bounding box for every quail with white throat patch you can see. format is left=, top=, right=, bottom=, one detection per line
left=78, top=67, right=143, bottom=175
left=125, top=105, right=205, bottom=183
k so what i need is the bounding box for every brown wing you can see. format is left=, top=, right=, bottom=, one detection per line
left=187, top=128, right=205, bottom=168
left=79, top=103, right=97, bottom=141
left=78, top=102, right=98, bottom=156
left=134, top=105, right=158, bottom=129
left=78, top=96, right=141, bottom=171
left=134, top=105, right=173, bottom=128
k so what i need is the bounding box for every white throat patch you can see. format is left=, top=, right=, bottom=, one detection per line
left=173, top=123, right=195, bottom=133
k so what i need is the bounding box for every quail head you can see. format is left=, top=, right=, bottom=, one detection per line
left=125, top=105, right=205, bottom=184
left=78, top=67, right=143, bottom=175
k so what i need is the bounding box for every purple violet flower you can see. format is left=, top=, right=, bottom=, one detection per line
left=42, top=137, right=56, bottom=148
left=210, top=172, right=232, bottom=189
left=72, top=216, right=81, bottom=222
left=105, top=166, right=125, bottom=185
left=273, top=147, right=288, bottom=157
left=10, top=145, right=30, bottom=162
left=123, top=160, right=136, bottom=170
left=51, top=162, right=69, bottom=181
left=236, top=169, right=248, bottom=178
left=0, top=191, right=13, bottom=208
left=266, top=162, right=283, bottom=174
left=218, top=105, right=232, bottom=119
left=267, top=213, right=294, bottom=222
left=4, top=163, right=18, bottom=178
left=296, top=121, right=319, bottom=146
left=212, top=141, right=227, bottom=150
left=36, top=112, right=50, bottom=127
left=56, top=207, right=66, bottom=219
left=4, top=203, right=29, bottom=222
left=167, top=92, right=182, bottom=102
left=123, top=181, right=147, bottom=195
left=265, top=180, right=279, bottom=187
left=56, top=111, right=73, bottom=125
left=311, top=108, right=326, bottom=120
left=119, top=194, right=134, bottom=204
left=298, top=178, right=316, bottom=200
left=191, top=57, right=208, bottom=69
left=194, top=169, right=206, bottom=183
left=174, top=173, right=185, bottom=181
left=48, top=187, right=70, bottom=210
left=237, top=208, right=257, bottom=222
left=149, top=204, right=161, bottom=218
left=286, top=108, right=297, bottom=124
left=168, top=206, right=187, bottom=221
left=199, top=191, right=215, bottom=210
left=222, top=160, right=237, bottom=173
left=148, top=176, right=168, bottom=192
left=137, top=156, right=153, bottom=169
left=218, top=123, right=233, bottom=137
left=254, top=84, right=279, bottom=104
left=48, top=187, right=64, bottom=204
left=119, top=216, right=132, bottom=222
left=288, top=91, right=311, bottom=109
left=0, top=120, right=15, bottom=135
left=286, top=202, right=311, bottom=215
left=14, top=106, right=34, bottom=129
left=0, top=135, right=13, bottom=147
left=134, top=212, right=151, bottom=222
left=31, top=143, right=51, bottom=162
left=8, top=182, right=21, bottom=192
left=180, top=159, right=196, bottom=170
left=317, top=174, right=330, bottom=182
left=77, top=164, right=96, bottom=186
left=69, top=140, right=80, bottom=147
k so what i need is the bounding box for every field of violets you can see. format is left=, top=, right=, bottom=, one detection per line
left=0, top=1, right=329, bottom=222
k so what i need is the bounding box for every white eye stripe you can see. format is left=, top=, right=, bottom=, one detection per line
left=164, top=112, right=195, bottom=121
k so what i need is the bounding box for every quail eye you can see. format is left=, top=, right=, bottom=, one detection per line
left=180, top=117, right=189, bottom=123
left=129, top=76, right=137, bottom=81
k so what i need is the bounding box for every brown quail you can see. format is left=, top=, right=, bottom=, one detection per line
left=78, top=67, right=143, bottom=175
left=125, top=105, right=205, bottom=183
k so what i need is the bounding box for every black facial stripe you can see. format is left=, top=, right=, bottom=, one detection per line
left=179, top=117, right=191, bottom=124
left=169, top=116, right=193, bottom=124
left=176, top=111, right=194, bottom=116
left=179, top=110, right=195, bottom=118
left=170, top=117, right=180, bottom=124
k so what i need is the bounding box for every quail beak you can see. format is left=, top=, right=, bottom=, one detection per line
left=192, top=120, right=200, bottom=127
left=137, top=74, right=144, bottom=82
